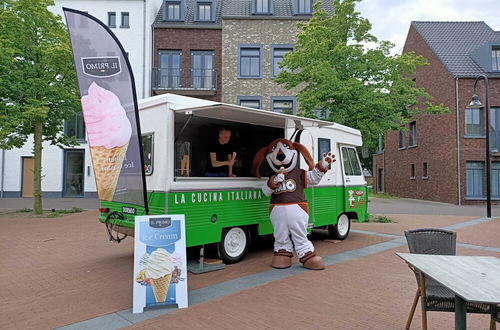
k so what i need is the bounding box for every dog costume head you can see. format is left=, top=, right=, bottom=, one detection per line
left=252, top=138, right=315, bottom=178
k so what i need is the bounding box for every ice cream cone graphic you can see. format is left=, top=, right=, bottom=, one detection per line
left=151, top=273, right=172, bottom=303
left=81, top=82, right=132, bottom=201
left=146, top=248, right=174, bottom=303
left=91, top=144, right=129, bottom=201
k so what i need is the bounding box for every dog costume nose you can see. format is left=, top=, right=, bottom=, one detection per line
left=276, top=151, right=286, bottom=162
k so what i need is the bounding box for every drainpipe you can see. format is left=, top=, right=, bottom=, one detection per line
left=455, top=77, right=461, bottom=205
left=1, top=148, right=4, bottom=198
left=142, top=0, right=147, bottom=98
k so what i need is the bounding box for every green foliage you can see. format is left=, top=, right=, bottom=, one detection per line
left=0, top=0, right=80, bottom=213
left=366, top=213, right=393, bottom=223
left=0, top=0, right=79, bottom=149
left=275, top=0, right=449, bottom=171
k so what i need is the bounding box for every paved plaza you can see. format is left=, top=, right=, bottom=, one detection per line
left=0, top=197, right=499, bottom=329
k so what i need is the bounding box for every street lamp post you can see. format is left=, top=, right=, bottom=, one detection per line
left=469, top=74, right=491, bottom=218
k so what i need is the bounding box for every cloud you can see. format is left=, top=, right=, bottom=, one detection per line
left=356, top=0, right=500, bottom=54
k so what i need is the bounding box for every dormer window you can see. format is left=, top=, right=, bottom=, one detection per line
left=165, top=0, right=184, bottom=21
left=195, top=0, right=215, bottom=22
left=253, top=0, right=272, bottom=15
left=293, top=0, right=313, bottom=15
left=296, top=0, right=312, bottom=14
left=493, top=48, right=500, bottom=71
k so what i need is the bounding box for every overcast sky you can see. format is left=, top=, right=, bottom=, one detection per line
left=355, top=0, right=500, bottom=54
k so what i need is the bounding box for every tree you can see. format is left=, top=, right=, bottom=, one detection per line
left=275, top=0, right=448, bottom=172
left=0, top=0, right=79, bottom=214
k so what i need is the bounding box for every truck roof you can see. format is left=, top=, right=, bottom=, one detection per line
left=139, top=93, right=361, bottom=136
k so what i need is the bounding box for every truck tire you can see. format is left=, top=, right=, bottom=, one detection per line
left=328, top=214, right=350, bottom=240
left=217, top=227, right=250, bottom=263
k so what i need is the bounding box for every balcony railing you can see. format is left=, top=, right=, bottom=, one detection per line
left=151, top=68, right=217, bottom=92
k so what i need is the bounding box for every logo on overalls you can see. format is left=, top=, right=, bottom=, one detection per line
left=275, top=179, right=297, bottom=194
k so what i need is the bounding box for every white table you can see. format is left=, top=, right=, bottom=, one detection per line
left=397, top=253, right=500, bottom=330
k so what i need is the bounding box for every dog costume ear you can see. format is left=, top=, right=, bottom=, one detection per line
left=251, top=146, right=269, bottom=178
left=292, top=142, right=314, bottom=170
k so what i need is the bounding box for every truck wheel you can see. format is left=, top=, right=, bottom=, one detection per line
left=218, top=227, right=250, bottom=264
left=328, top=214, right=350, bottom=240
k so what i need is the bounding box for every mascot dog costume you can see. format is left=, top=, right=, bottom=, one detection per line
left=252, top=138, right=335, bottom=270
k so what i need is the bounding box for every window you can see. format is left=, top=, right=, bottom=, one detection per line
left=409, top=121, right=416, bottom=146
left=253, top=0, right=271, bottom=14
left=493, top=48, right=500, bottom=71
left=165, top=1, right=182, bottom=21
left=422, top=162, right=428, bottom=179
left=120, top=12, right=129, bottom=28
left=342, top=147, right=362, bottom=176
left=271, top=45, right=293, bottom=77
left=237, top=96, right=262, bottom=109
left=271, top=97, right=295, bottom=114
left=492, top=162, right=500, bottom=198
left=318, top=138, right=331, bottom=169
left=490, top=107, right=500, bottom=152
left=158, top=50, right=182, bottom=88
left=465, top=107, right=484, bottom=137
left=239, top=45, right=262, bottom=78
left=196, top=1, right=214, bottom=21
left=466, top=161, right=484, bottom=197
left=296, top=0, right=313, bottom=14
left=142, top=133, right=154, bottom=175
left=399, top=127, right=406, bottom=149
left=191, top=51, right=214, bottom=89
left=410, top=164, right=416, bottom=179
left=64, top=112, right=85, bottom=141
left=107, top=12, right=116, bottom=27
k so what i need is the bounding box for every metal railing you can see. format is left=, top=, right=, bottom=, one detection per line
left=151, top=68, right=217, bottom=90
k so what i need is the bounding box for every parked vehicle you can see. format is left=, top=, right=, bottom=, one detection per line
left=99, top=94, right=367, bottom=263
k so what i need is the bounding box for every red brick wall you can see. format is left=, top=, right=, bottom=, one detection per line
left=457, top=77, right=500, bottom=205
left=378, top=24, right=500, bottom=205
left=154, top=28, right=222, bottom=101
left=382, top=25, right=459, bottom=204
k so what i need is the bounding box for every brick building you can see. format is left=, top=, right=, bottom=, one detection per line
left=151, top=0, right=223, bottom=101
left=151, top=0, right=333, bottom=107
left=373, top=21, right=500, bottom=205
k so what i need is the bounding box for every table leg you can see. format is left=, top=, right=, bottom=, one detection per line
left=455, top=295, right=466, bottom=330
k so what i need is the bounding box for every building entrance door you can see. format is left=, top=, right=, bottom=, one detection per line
left=63, top=150, right=84, bottom=197
left=21, top=157, right=34, bottom=197
left=378, top=168, right=384, bottom=193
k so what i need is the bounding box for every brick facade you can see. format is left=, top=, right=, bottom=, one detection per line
left=221, top=19, right=303, bottom=110
left=153, top=28, right=222, bottom=101
left=375, top=24, right=500, bottom=205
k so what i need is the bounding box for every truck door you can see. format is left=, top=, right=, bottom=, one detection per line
left=340, top=145, right=366, bottom=211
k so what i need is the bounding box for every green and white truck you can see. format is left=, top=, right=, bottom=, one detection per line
left=99, top=93, right=367, bottom=263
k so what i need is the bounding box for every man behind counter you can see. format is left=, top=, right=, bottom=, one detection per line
left=205, top=127, right=237, bottom=177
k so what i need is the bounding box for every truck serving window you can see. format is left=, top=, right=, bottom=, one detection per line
left=318, top=138, right=331, bottom=169
left=342, top=147, right=361, bottom=176
left=142, top=133, right=154, bottom=175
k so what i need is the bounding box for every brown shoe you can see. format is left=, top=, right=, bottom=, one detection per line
left=271, top=250, right=293, bottom=269
left=300, top=251, right=325, bottom=270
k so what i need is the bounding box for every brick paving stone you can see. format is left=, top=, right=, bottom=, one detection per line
left=1, top=208, right=499, bottom=330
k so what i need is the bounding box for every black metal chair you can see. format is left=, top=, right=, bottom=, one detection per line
left=491, top=304, right=499, bottom=330
left=404, top=228, right=491, bottom=330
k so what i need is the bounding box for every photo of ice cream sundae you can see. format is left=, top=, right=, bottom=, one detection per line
left=135, top=248, right=183, bottom=303
left=80, top=81, right=132, bottom=201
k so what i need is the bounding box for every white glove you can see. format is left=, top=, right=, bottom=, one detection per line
left=321, top=152, right=335, bottom=168
left=273, top=173, right=285, bottom=184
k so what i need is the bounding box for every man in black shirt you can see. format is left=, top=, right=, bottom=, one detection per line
left=205, top=128, right=237, bottom=177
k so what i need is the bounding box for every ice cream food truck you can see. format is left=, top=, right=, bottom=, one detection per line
left=99, top=94, right=368, bottom=263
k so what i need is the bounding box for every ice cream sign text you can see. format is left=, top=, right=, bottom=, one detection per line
left=139, top=220, right=181, bottom=247
left=81, top=56, right=121, bottom=77
left=173, top=190, right=264, bottom=205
